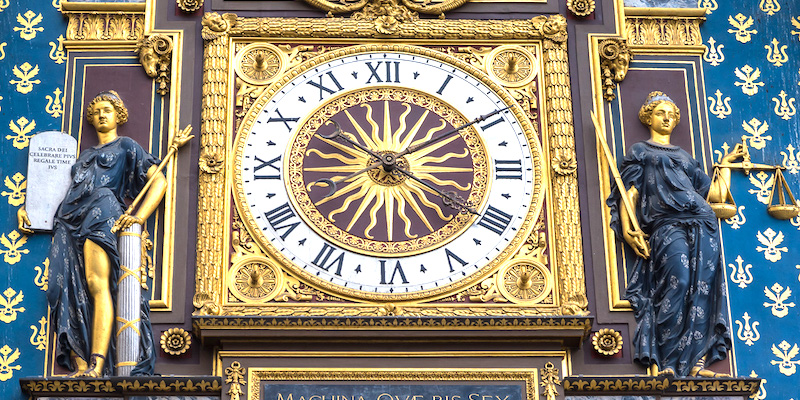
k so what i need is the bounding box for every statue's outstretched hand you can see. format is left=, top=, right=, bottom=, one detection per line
left=17, top=208, right=33, bottom=235
left=720, top=143, right=747, bottom=164
left=111, top=214, right=144, bottom=234
left=624, top=228, right=650, bottom=259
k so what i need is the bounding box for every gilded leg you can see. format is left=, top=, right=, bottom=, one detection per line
left=82, top=239, right=112, bottom=377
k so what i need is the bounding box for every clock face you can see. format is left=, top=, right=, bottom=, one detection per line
left=233, top=45, right=544, bottom=300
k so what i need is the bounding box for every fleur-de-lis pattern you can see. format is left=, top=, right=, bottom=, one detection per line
left=748, top=171, right=774, bottom=204
left=1, top=0, right=68, bottom=397
left=734, top=65, right=765, bottom=96
left=708, top=89, right=732, bottom=119
left=703, top=37, right=725, bottom=66
left=781, top=144, right=800, bottom=174
left=735, top=312, right=760, bottom=345
left=741, top=118, right=771, bottom=149
left=756, top=228, right=788, bottom=262
left=770, top=341, right=800, bottom=376
left=729, top=255, right=753, bottom=288
left=728, top=13, right=757, bottom=43
left=763, top=283, right=795, bottom=318
left=1, top=173, right=25, bottom=207
left=749, top=371, right=767, bottom=400
left=724, top=205, right=746, bottom=229
left=698, top=0, right=718, bottom=14
left=764, top=38, right=788, bottom=67
left=772, top=90, right=796, bottom=120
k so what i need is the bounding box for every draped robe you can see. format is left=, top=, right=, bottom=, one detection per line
left=607, top=140, right=731, bottom=377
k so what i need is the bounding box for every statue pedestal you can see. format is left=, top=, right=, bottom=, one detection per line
left=20, top=376, right=222, bottom=400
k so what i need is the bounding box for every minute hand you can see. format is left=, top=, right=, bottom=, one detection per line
left=396, top=106, right=510, bottom=157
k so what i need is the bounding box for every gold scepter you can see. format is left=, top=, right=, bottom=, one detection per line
left=590, top=111, right=649, bottom=258
left=111, top=125, right=194, bottom=233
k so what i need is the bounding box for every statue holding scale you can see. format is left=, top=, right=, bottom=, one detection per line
left=595, top=91, right=745, bottom=377
left=18, top=90, right=192, bottom=377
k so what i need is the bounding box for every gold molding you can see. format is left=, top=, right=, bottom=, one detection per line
left=195, top=13, right=586, bottom=318
left=60, top=1, right=146, bottom=12
left=62, top=10, right=145, bottom=42
left=624, top=13, right=705, bottom=49
left=563, top=376, right=760, bottom=395
left=624, top=7, right=707, bottom=17
left=247, top=369, right=540, bottom=400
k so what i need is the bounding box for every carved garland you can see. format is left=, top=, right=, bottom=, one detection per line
left=195, top=13, right=586, bottom=316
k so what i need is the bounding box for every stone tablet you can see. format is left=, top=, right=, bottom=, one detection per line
left=25, top=131, right=77, bottom=231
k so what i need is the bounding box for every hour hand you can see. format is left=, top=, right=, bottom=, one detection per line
left=394, top=166, right=478, bottom=215
left=312, top=161, right=383, bottom=199
left=317, top=120, right=381, bottom=159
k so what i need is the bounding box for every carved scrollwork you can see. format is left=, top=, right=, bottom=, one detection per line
left=136, top=34, right=173, bottom=96
left=351, top=0, right=419, bottom=35
left=598, top=38, right=631, bottom=101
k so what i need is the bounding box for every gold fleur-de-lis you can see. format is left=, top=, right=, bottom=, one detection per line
left=770, top=340, right=800, bottom=376
left=760, top=0, right=781, bottom=16
left=728, top=14, right=758, bottom=43
left=0, top=0, right=9, bottom=12
left=45, top=88, right=63, bottom=119
left=714, top=142, right=731, bottom=163
left=51, top=0, right=60, bottom=8
left=765, top=38, right=789, bottom=67
left=1, top=173, right=25, bottom=207
left=741, top=118, right=771, bottom=150
left=29, top=317, right=47, bottom=351
left=764, top=283, right=795, bottom=317
left=781, top=144, right=800, bottom=174
left=9, top=62, right=40, bottom=94
left=729, top=254, right=753, bottom=288
left=697, top=0, right=717, bottom=14
left=0, top=42, right=6, bottom=60
left=0, top=230, right=29, bottom=265
left=0, top=345, right=21, bottom=382
left=791, top=215, right=800, bottom=230
left=773, top=90, right=796, bottom=120
left=749, top=371, right=767, bottom=400
left=734, top=65, right=765, bottom=96
left=725, top=205, right=746, bottom=229
left=708, top=89, right=732, bottom=119
left=792, top=17, right=800, bottom=42
left=6, top=117, right=36, bottom=150
left=735, top=312, right=760, bottom=346
left=749, top=171, right=774, bottom=204
left=34, top=258, right=48, bottom=291
left=0, top=288, right=24, bottom=324
left=48, top=35, right=66, bottom=64
left=703, top=37, right=724, bottom=66
left=13, top=11, right=44, bottom=41
left=757, top=228, right=788, bottom=262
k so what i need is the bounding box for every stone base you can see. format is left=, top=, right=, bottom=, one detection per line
left=20, top=376, right=222, bottom=400
left=563, top=375, right=761, bottom=399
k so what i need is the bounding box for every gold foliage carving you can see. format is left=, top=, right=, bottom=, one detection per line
left=301, top=0, right=469, bottom=16
left=540, top=362, right=561, bottom=400
left=226, top=361, right=245, bottom=400
left=64, top=12, right=144, bottom=41
left=625, top=16, right=704, bottom=47
left=177, top=0, right=204, bottom=13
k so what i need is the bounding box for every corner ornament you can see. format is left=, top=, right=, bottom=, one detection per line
left=136, top=35, right=173, bottom=96
left=598, top=38, right=631, bottom=102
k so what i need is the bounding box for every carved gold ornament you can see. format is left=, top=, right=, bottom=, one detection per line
left=234, top=43, right=285, bottom=86
left=625, top=13, right=703, bottom=48
left=486, top=46, right=537, bottom=88
left=199, top=148, right=224, bottom=174
left=598, top=38, right=631, bottom=102
left=567, top=0, right=595, bottom=17
left=497, top=261, right=551, bottom=304
left=177, top=0, right=203, bottom=13
left=228, top=256, right=283, bottom=302
left=592, top=328, right=623, bottom=356
left=136, top=35, right=173, bottom=96
left=160, top=327, right=191, bottom=356
left=302, top=0, right=468, bottom=17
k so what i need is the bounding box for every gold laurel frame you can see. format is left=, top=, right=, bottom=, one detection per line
left=195, top=13, right=587, bottom=317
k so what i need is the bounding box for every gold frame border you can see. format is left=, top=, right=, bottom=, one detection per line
left=196, top=13, right=586, bottom=316
left=246, top=369, right=540, bottom=400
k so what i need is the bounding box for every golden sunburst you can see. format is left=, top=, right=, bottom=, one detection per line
left=288, top=87, right=490, bottom=256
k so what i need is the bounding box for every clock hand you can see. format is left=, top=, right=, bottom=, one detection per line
left=313, top=160, right=383, bottom=198
left=318, top=120, right=383, bottom=160
left=396, top=106, right=510, bottom=158
left=394, top=166, right=478, bottom=215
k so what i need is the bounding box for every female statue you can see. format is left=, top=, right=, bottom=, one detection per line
left=19, top=90, right=164, bottom=377
left=607, top=91, right=744, bottom=377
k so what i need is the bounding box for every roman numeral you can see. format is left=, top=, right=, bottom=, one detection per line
left=267, top=109, right=299, bottom=130
left=478, top=205, right=513, bottom=235
left=436, top=75, right=453, bottom=95
left=480, top=116, right=503, bottom=131
left=253, top=155, right=281, bottom=180
left=306, top=71, right=344, bottom=100
left=495, top=159, right=522, bottom=180
left=365, top=61, right=401, bottom=84
left=379, top=260, right=408, bottom=285
left=312, top=242, right=345, bottom=276
left=445, top=248, right=467, bottom=273
left=264, top=203, right=300, bottom=240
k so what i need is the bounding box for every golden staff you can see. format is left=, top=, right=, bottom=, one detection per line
left=590, top=111, right=648, bottom=251
left=111, top=125, right=194, bottom=233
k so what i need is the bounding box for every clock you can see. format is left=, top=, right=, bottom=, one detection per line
left=233, top=44, right=545, bottom=301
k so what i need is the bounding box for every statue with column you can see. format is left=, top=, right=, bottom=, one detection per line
left=18, top=90, right=192, bottom=377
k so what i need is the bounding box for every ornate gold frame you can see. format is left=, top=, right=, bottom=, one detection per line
left=194, top=13, right=586, bottom=320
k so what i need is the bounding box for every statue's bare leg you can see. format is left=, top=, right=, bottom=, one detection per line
left=82, top=239, right=112, bottom=377
left=67, top=351, right=88, bottom=377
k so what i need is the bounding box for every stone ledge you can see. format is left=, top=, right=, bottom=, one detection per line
left=20, top=376, right=222, bottom=398
left=564, top=375, right=760, bottom=397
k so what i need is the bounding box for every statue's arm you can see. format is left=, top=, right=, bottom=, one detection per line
left=620, top=186, right=650, bottom=259
left=113, top=165, right=166, bottom=231
left=707, top=143, right=746, bottom=204
left=17, top=207, right=32, bottom=235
